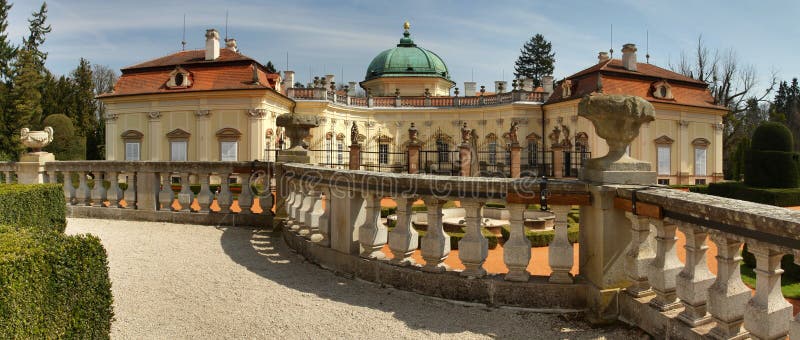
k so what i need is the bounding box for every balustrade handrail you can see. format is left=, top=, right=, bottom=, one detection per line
left=616, top=186, right=800, bottom=250
left=287, top=89, right=549, bottom=108
left=282, top=163, right=588, bottom=201
left=43, top=160, right=271, bottom=174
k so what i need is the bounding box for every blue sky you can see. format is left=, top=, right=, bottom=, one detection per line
left=6, top=0, right=799, bottom=96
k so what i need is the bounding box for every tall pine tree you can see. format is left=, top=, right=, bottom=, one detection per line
left=0, top=0, right=15, bottom=83
left=0, top=0, right=15, bottom=159
left=24, top=2, right=50, bottom=70
left=513, top=34, right=555, bottom=87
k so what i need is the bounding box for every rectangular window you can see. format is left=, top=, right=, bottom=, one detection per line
left=488, top=142, right=497, bottom=165
left=694, top=147, right=707, bottom=176
left=436, top=140, right=449, bottom=163
left=695, top=179, right=707, bottom=185
left=379, top=144, right=389, bottom=164
left=528, top=141, right=538, bottom=165
left=657, top=145, right=671, bottom=176
left=125, top=142, right=140, bottom=161
left=337, top=142, right=343, bottom=165
left=326, top=140, right=333, bottom=164
left=170, top=141, right=187, bottom=161
left=658, top=178, right=670, bottom=185
left=220, top=141, right=238, bottom=161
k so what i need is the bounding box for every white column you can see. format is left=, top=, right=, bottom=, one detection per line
left=548, top=205, right=574, bottom=283
left=420, top=197, right=450, bottom=272
left=195, top=110, right=211, bottom=161
left=247, top=109, right=267, bottom=160
left=676, top=223, right=714, bottom=326
left=147, top=111, right=162, bottom=160
left=504, top=203, right=531, bottom=282
left=624, top=212, right=655, bottom=297
left=358, top=192, right=386, bottom=259
left=707, top=233, right=750, bottom=340
left=647, top=219, right=683, bottom=311
left=105, top=114, right=118, bottom=160
left=388, top=195, right=418, bottom=266
left=744, top=243, right=792, bottom=339
left=458, top=199, right=487, bottom=278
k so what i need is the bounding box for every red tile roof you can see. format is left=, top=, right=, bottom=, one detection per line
left=99, top=48, right=281, bottom=98
left=546, top=59, right=725, bottom=110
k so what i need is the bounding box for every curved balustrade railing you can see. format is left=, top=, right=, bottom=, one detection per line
left=615, top=187, right=800, bottom=339
left=286, top=88, right=549, bottom=108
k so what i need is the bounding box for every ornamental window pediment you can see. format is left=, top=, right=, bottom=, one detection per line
left=166, top=66, right=193, bottom=89
left=121, top=130, right=144, bottom=140
left=166, top=128, right=191, bottom=139
left=654, top=135, right=675, bottom=145
left=652, top=80, right=673, bottom=100
left=216, top=127, right=242, bottom=141
left=692, top=137, right=711, bottom=147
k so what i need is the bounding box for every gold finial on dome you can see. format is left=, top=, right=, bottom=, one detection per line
left=403, top=21, right=410, bottom=30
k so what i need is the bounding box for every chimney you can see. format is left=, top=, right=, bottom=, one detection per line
left=348, top=81, right=357, bottom=96
left=523, top=78, right=534, bottom=92
left=622, top=44, right=637, bottom=71
left=494, top=81, right=508, bottom=93
left=542, top=76, right=554, bottom=95
left=464, top=82, right=477, bottom=96
left=205, top=29, right=220, bottom=61
left=598, top=51, right=609, bottom=63
left=225, top=38, right=238, bottom=52
left=325, top=74, right=335, bottom=87
left=283, top=70, right=295, bottom=89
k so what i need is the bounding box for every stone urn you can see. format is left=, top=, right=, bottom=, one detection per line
left=275, top=113, right=320, bottom=150
left=20, top=126, right=54, bottom=152
left=578, top=94, right=656, bottom=185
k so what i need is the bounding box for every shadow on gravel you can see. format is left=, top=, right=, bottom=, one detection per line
left=219, top=226, right=629, bottom=338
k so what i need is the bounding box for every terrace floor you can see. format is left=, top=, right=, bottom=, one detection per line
left=65, top=218, right=641, bottom=339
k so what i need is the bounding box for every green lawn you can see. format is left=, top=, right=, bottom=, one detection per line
left=741, top=263, right=800, bottom=299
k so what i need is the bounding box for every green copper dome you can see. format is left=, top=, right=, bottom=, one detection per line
left=364, top=24, right=450, bottom=81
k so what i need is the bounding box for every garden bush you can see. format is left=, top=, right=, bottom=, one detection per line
left=0, top=184, right=66, bottom=233
left=745, top=122, right=800, bottom=188
left=706, top=181, right=800, bottom=207
left=0, top=226, right=113, bottom=338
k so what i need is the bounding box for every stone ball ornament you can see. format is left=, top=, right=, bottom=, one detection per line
left=20, top=126, right=54, bottom=152
left=578, top=94, right=655, bottom=173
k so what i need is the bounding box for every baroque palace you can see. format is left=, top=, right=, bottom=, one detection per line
left=99, top=23, right=726, bottom=185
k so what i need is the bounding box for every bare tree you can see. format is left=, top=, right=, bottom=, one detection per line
left=91, top=64, right=117, bottom=119
left=670, top=35, right=776, bottom=178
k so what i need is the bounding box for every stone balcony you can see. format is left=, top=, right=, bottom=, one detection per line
left=286, top=87, right=548, bottom=108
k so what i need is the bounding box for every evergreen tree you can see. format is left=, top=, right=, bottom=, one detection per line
left=71, top=58, right=96, bottom=135
left=513, top=34, right=555, bottom=87
left=265, top=61, right=277, bottom=74
left=5, top=48, right=43, bottom=159
left=24, top=2, right=50, bottom=69
left=0, top=0, right=16, bottom=83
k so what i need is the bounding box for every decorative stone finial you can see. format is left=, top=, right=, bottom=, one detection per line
left=578, top=94, right=656, bottom=184
left=454, top=87, right=460, bottom=96
left=404, top=21, right=410, bottom=30
left=20, top=126, right=54, bottom=152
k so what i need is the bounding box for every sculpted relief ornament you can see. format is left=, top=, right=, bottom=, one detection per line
left=148, top=111, right=161, bottom=120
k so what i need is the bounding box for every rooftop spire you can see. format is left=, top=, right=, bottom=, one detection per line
left=398, top=21, right=415, bottom=47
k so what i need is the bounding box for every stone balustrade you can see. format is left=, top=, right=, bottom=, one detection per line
left=616, top=187, right=800, bottom=339
left=286, top=87, right=547, bottom=108
left=0, top=161, right=275, bottom=227
left=0, top=161, right=16, bottom=183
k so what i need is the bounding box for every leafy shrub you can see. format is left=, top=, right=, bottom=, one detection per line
left=0, top=184, right=66, bottom=233
left=707, top=181, right=800, bottom=207
left=751, top=121, right=793, bottom=152
left=745, top=122, right=800, bottom=188
left=0, top=226, right=113, bottom=338
left=42, top=114, right=87, bottom=160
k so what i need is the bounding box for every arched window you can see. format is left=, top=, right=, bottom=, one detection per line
left=166, top=128, right=191, bottom=161
left=121, top=130, right=143, bottom=161
left=216, top=128, right=242, bottom=161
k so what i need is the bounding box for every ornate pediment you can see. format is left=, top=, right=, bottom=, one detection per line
left=654, top=135, right=675, bottom=145
left=525, top=132, right=541, bottom=141
left=692, top=137, right=711, bottom=147
left=575, top=132, right=589, bottom=146
left=166, top=66, right=192, bottom=89
left=216, top=127, right=242, bottom=141
left=652, top=79, right=673, bottom=100
left=166, top=128, right=191, bottom=139
left=121, top=130, right=143, bottom=140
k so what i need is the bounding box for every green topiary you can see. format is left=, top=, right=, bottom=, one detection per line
left=42, top=114, right=87, bottom=160
left=751, top=121, right=794, bottom=151
left=745, top=122, right=800, bottom=188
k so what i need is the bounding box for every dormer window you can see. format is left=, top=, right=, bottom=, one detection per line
left=167, top=66, right=192, bottom=89
left=652, top=80, right=673, bottom=100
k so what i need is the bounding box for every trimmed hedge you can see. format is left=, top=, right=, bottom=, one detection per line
left=0, top=226, right=113, bottom=338
left=0, top=184, right=66, bottom=233
left=751, top=121, right=793, bottom=152
left=744, top=151, right=800, bottom=188
left=706, top=181, right=800, bottom=207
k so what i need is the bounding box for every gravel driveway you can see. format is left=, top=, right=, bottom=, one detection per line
left=66, top=218, right=641, bottom=339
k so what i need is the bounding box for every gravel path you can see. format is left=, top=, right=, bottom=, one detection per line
left=66, top=218, right=641, bottom=339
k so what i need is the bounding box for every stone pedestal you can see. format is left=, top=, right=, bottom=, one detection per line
left=276, top=149, right=310, bottom=164
left=509, top=144, right=521, bottom=178
left=17, top=152, right=55, bottom=184
left=552, top=145, right=565, bottom=178
left=580, top=158, right=657, bottom=185
left=407, top=144, right=420, bottom=174
left=459, top=144, right=472, bottom=177
left=349, top=144, right=361, bottom=170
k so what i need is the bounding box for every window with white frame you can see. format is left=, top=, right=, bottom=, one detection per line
left=488, top=142, right=497, bottom=164
left=436, top=138, right=450, bottom=163
left=379, top=143, right=389, bottom=164
left=125, top=142, right=140, bottom=161
left=692, top=138, right=710, bottom=177
left=657, top=145, right=671, bottom=176
left=170, top=141, right=187, bottom=161
left=220, top=141, right=238, bottom=161
left=527, top=140, right=538, bottom=166
left=325, top=139, right=333, bottom=164
left=337, top=142, right=344, bottom=165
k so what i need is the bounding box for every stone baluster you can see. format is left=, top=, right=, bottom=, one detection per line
left=217, top=173, right=233, bottom=213
left=707, top=233, right=750, bottom=340
left=388, top=195, right=418, bottom=266
left=358, top=192, right=386, bottom=259
left=76, top=171, right=91, bottom=206
left=743, top=243, right=792, bottom=339
left=297, top=190, right=317, bottom=237
left=289, top=189, right=306, bottom=231
left=47, top=170, right=57, bottom=184
left=548, top=205, right=574, bottom=283
left=3, top=170, right=10, bottom=183
left=237, top=172, right=253, bottom=214
left=420, top=197, right=449, bottom=272
left=62, top=171, right=76, bottom=205
left=177, top=172, right=194, bottom=212
left=647, top=219, right=682, bottom=311
left=624, top=212, right=655, bottom=297
left=123, top=173, right=137, bottom=209
left=504, top=203, right=531, bottom=282
left=309, top=188, right=328, bottom=245
left=789, top=251, right=800, bottom=340
left=196, top=173, right=213, bottom=213
left=284, top=181, right=297, bottom=220
left=258, top=189, right=274, bottom=216
left=458, top=199, right=487, bottom=278
left=90, top=171, right=107, bottom=207
left=158, top=173, right=175, bottom=211
left=676, top=222, right=714, bottom=326
left=107, top=171, right=123, bottom=208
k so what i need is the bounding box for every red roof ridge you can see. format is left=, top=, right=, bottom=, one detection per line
left=566, top=58, right=706, bottom=86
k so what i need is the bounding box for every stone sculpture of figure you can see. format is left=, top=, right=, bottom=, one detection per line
left=561, top=79, right=572, bottom=98
left=350, top=121, right=359, bottom=145
left=469, top=129, right=480, bottom=176
left=508, top=121, right=519, bottom=145
left=461, top=122, right=471, bottom=144
left=408, top=122, right=418, bottom=143
left=560, top=124, right=571, bottom=147
left=548, top=126, right=561, bottom=146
